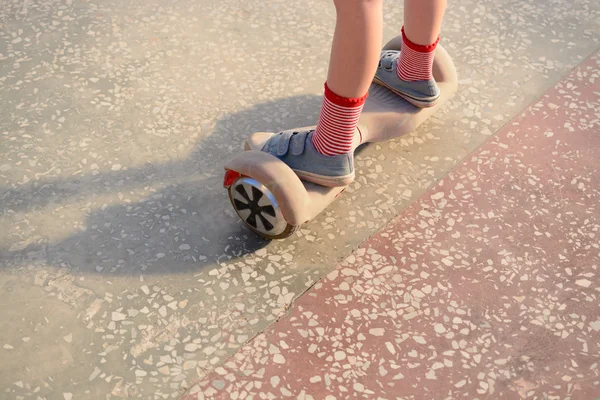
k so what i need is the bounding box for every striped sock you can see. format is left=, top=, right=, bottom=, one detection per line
left=312, top=83, right=367, bottom=156
left=397, top=26, right=439, bottom=82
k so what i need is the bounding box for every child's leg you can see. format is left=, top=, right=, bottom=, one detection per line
left=327, top=0, right=383, bottom=98
left=312, top=0, right=383, bottom=156
left=374, top=0, right=446, bottom=107
left=398, top=0, right=446, bottom=82
left=258, top=0, right=384, bottom=187
left=403, top=0, right=446, bottom=47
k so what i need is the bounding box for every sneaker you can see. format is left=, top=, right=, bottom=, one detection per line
left=259, top=128, right=354, bottom=187
left=374, top=50, right=440, bottom=108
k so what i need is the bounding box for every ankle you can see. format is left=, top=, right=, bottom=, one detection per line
left=397, top=26, right=438, bottom=82
left=312, top=82, right=367, bottom=156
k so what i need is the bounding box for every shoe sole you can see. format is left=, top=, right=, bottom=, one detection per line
left=293, top=169, right=355, bottom=188
left=373, top=76, right=439, bottom=108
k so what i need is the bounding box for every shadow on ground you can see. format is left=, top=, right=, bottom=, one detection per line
left=1, top=95, right=324, bottom=276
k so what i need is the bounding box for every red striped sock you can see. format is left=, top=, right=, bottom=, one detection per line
left=312, top=83, right=367, bottom=156
left=397, top=26, right=439, bottom=82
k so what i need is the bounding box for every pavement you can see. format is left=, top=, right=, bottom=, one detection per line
left=0, top=0, right=599, bottom=399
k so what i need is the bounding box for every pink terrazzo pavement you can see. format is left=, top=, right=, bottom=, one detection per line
left=183, top=52, right=600, bottom=399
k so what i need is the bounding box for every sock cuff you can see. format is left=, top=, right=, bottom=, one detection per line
left=401, top=26, right=440, bottom=53
left=324, top=82, right=368, bottom=108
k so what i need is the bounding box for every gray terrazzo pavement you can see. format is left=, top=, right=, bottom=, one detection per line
left=1, top=0, right=599, bottom=398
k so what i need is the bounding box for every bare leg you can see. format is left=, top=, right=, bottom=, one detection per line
left=404, top=0, right=446, bottom=45
left=327, top=0, right=383, bottom=98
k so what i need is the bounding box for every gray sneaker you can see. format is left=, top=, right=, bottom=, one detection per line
left=260, top=128, right=354, bottom=187
left=374, top=50, right=440, bottom=108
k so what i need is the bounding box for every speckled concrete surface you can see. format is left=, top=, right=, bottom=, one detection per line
left=1, top=0, right=599, bottom=398
left=184, top=51, right=600, bottom=399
